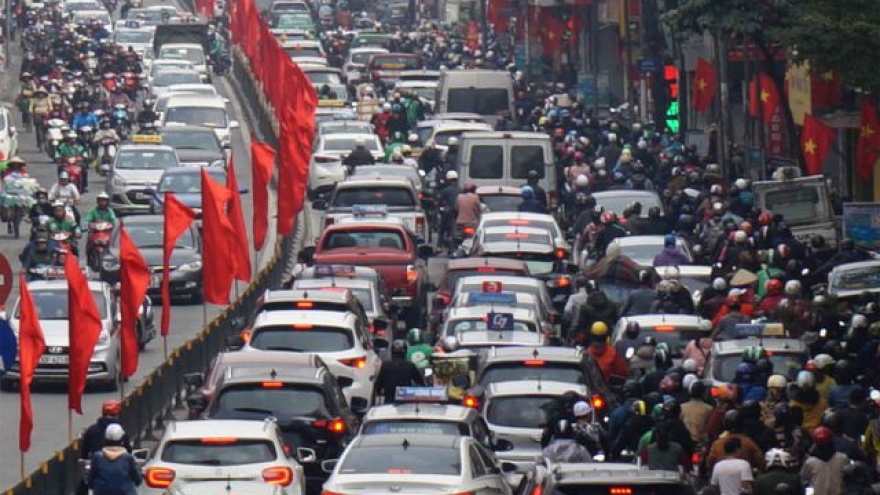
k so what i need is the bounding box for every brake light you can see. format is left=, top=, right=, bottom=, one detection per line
left=591, top=394, right=605, bottom=410
left=314, top=418, right=346, bottom=432
left=296, top=301, right=314, bottom=308
left=415, top=216, right=426, bottom=238
left=531, top=485, right=543, bottom=495
left=262, top=381, right=284, bottom=388
left=434, top=292, right=451, bottom=307
left=339, top=357, right=367, bottom=368
left=691, top=452, right=701, bottom=464
left=654, top=325, right=675, bottom=332
left=262, top=466, right=294, bottom=486
left=476, top=266, right=496, bottom=272
left=292, top=324, right=313, bottom=329
left=765, top=350, right=775, bottom=356
left=555, top=276, right=570, bottom=288
left=523, top=360, right=545, bottom=366
left=463, top=396, right=479, bottom=408
left=462, top=225, right=475, bottom=236
left=200, top=437, right=238, bottom=444
left=509, top=220, right=530, bottom=226
left=241, top=329, right=251, bottom=342
left=710, top=387, right=720, bottom=398
left=407, top=264, right=418, bottom=283
left=555, top=248, right=566, bottom=259
left=505, top=233, right=528, bottom=239
left=609, top=488, right=632, bottom=495
left=145, top=467, right=175, bottom=488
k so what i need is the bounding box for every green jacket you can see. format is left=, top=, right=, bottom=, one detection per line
left=384, top=142, right=405, bottom=162
left=85, top=207, right=117, bottom=224
left=406, top=344, right=434, bottom=370
left=47, top=218, right=80, bottom=237
left=57, top=143, right=87, bottom=158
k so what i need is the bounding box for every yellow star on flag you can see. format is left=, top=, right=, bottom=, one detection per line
left=760, top=90, right=771, bottom=103
left=803, top=139, right=817, bottom=155
left=821, top=71, right=834, bottom=82
left=862, top=124, right=876, bottom=139
left=698, top=78, right=707, bottom=91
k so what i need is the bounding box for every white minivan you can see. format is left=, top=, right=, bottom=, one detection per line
left=435, top=69, right=515, bottom=126
left=161, top=94, right=239, bottom=147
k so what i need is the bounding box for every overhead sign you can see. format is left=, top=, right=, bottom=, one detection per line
left=843, top=203, right=880, bottom=250
left=486, top=312, right=514, bottom=331
left=482, top=281, right=502, bottom=293
left=468, top=292, right=517, bottom=306
left=394, top=387, right=447, bottom=402
left=0, top=254, right=11, bottom=305
left=637, top=57, right=661, bottom=75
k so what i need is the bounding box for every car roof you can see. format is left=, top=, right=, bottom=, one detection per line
left=460, top=131, right=548, bottom=140
left=251, top=309, right=356, bottom=328
left=476, top=185, right=522, bottom=195
left=328, top=218, right=409, bottom=230
left=483, top=226, right=551, bottom=236
left=213, top=350, right=326, bottom=369
left=161, top=167, right=224, bottom=177
left=119, top=144, right=175, bottom=152
left=592, top=190, right=660, bottom=199
left=487, top=380, right=586, bottom=396
left=712, top=338, right=807, bottom=354
left=294, top=278, right=373, bottom=290
left=446, top=257, right=529, bottom=271
left=352, top=433, right=462, bottom=449
left=482, top=346, right=583, bottom=362
left=300, top=265, right=381, bottom=279
left=219, top=366, right=325, bottom=386
left=338, top=175, right=414, bottom=187
left=27, top=280, right=107, bottom=291
left=457, top=275, right=542, bottom=286
left=159, top=125, right=217, bottom=134
left=322, top=132, right=379, bottom=140
left=617, top=314, right=711, bottom=328
left=163, top=94, right=226, bottom=107
left=364, top=403, right=476, bottom=422
left=163, top=419, right=277, bottom=440
left=830, top=260, right=880, bottom=273
left=119, top=214, right=166, bottom=225
left=262, top=288, right=356, bottom=304
left=548, top=463, right=687, bottom=484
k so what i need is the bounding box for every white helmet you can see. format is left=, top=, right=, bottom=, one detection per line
left=852, top=314, right=868, bottom=329
left=682, top=373, right=698, bottom=391
left=712, top=277, right=727, bottom=292
left=575, top=174, right=590, bottom=187
left=814, top=353, right=836, bottom=369
left=734, top=230, right=748, bottom=243
left=796, top=370, right=815, bottom=389
left=767, top=374, right=787, bottom=388
left=447, top=137, right=459, bottom=146
left=682, top=359, right=697, bottom=373
left=441, top=336, right=459, bottom=353
left=382, top=103, right=392, bottom=111
left=784, top=279, right=802, bottom=296
left=765, top=448, right=793, bottom=468
left=354, top=137, right=366, bottom=147
left=408, top=133, right=419, bottom=143
left=446, top=170, right=459, bottom=181
left=735, top=178, right=749, bottom=190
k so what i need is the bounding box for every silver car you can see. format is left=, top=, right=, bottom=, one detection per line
left=107, top=143, right=180, bottom=215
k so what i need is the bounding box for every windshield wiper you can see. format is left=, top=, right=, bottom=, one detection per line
left=190, top=458, right=226, bottom=466
left=232, top=406, right=275, bottom=415
left=263, top=345, right=306, bottom=352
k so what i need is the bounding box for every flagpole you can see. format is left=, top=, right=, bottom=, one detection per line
left=68, top=409, right=73, bottom=442
left=202, top=301, right=207, bottom=329
left=20, top=451, right=24, bottom=480
left=163, top=336, right=168, bottom=359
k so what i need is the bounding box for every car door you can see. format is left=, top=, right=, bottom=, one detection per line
left=469, top=444, right=509, bottom=495
left=0, top=109, right=17, bottom=159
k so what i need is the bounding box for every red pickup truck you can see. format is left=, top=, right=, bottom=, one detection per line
left=301, top=218, right=434, bottom=330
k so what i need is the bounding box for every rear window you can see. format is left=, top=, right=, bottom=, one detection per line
left=480, top=194, right=522, bottom=213
left=447, top=88, right=509, bottom=115
left=323, top=230, right=406, bottom=250
left=510, top=146, right=545, bottom=178
left=486, top=396, right=555, bottom=428
left=211, top=384, right=331, bottom=417
left=161, top=439, right=276, bottom=465
left=361, top=420, right=467, bottom=436
left=339, top=446, right=461, bottom=475
left=552, top=484, right=695, bottom=495
left=443, top=269, right=526, bottom=289
left=370, top=56, right=421, bottom=70
left=712, top=353, right=805, bottom=383
left=616, top=327, right=708, bottom=358
left=763, top=187, right=822, bottom=224
left=479, top=251, right=556, bottom=275
left=258, top=301, right=352, bottom=314
left=483, top=232, right=551, bottom=245
left=332, top=187, right=416, bottom=207
left=450, top=319, right=535, bottom=333
left=249, top=325, right=354, bottom=352
left=469, top=145, right=503, bottom=179
left=479, top=363, right=585, bottom=387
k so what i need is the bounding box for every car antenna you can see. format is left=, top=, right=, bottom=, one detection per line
left=401, top=438, right=410, bottom=450
left=532, top=348, right=539, bottom=359
left=270, top=369, right=277, bottom=380
left=225, top=475, right=232, bottom=494
left=536, top=375, right=542, bottom=392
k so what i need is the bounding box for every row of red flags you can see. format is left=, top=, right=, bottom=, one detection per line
left=18, top=0, right=316, bottom=452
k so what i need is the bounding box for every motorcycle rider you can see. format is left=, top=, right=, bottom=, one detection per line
left=21, top=235, right=54, bottom=275
left=47, top=200, right=81, bottom=241
left=76, top=400, right=132, bottom=495
left=135, top=98, right=158, bottom=127
left=454, top=182, right=481, bottom=241
left=30, top=86, right=52, bottom=151
left=374, top=340, right=425, bottom=403
left=104, top=85, right=133, bottom=112
left=85, top=192, right=117, bottom=225
left=57, top=130, right=89, bottom=192
left=29, top=188, right=53, bottom=225
left=342, top=137, right=375, bottom=169
left=48, top=171, right=81, bottom=209
left=405, top=328, right=434, bottom=371
left=437, top=170, right=460, bottom=249
left=70, top=101, right=98, bottom=131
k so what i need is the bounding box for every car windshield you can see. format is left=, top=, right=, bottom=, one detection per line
left=323, top=230, right=406, bottom=250
left=407, top=87, right=436, bottom=100
left=153, top=62, right=194, bottom=75
left=332, top=187, right=416, bottom=208
left=486, top=395, right=556, bottom=428
left=165, top=106, right=227, bottom=127
left=617, top=327, right=708, bottom=358
left=433, top=130, right=467, bottom=147
left=712, top=353, right=806, bottom=382
left=116, top=150, right=178, bottom=170
left=323, top=137, right=380, bottom=152
left=480, top=251, right=555, bottom=275
left=153, top=72, right=202, bottom=87
left=362, top=420, right=466, bottom=436
left=371, top=56, right=421, bottom=70
left=273, top=15, right=312, bottom=28
left=211, top=384, right=331, bottom=417
left=483, top=232, right=551, bottom=246
left=66, top=1, right=101, bottom=11
left=322, top=123, right=372, bottom=135
left=286, top=46, right=323, bottom=58
left=444, top=270, right=527, bottom=289
left=763, top=188, right=822, bottom=225
left=349, top=289, right=374, bottom=312
left=306, top=71, right=342, bottom=85
left=159, top=47, right=205, bottom=65
left=158, top=170, right=225, bottom=193
left=552, top=483, right=695, bottom=495
left=480, top=363, right=584, bottom=387
left=125, top=223, right=195, bottom=249
left=249, top=326, right=354, bottom=352
left=115, top=30, right=152, bottom=44
left=20, top=290, right=107, bottom=319
left=595, top=193, right=661, bottom=216
left=161, top=439, right=276, bottom=465
left=614, top=242, right=668, bottom=262
left=161, top=130, right=220, bottom=151
left=339, top=446, right=461, bottom=475
left=351, top=51, right=384, bottom=64
left=450, top=319, right=535, bottom=333
left=447, top=88, right=509, bottom=115
left=480, top=194, right=522, bottom=213
left=832, top=265, right=880, bottom=291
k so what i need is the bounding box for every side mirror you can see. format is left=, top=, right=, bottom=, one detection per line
left=373, top=339, right=389, bottom=350
left=229, top=316, right=246, bottom=331
left=350, top=396, right=369, bottom=415
left=493, top=438, right=514, bottom=452
left=372, top=318, right=388, bottom=330
left=183, top=372, right=204, bottom=388
left=296, top=447, right=317, bottom=463
left=131, top=448, right=150, bottom=463
left=223, top=141, right=232, bottom=150
left=229, top=120, right=240, bottom=129
left=298, top=246, right=316, bottom=265
left=312, top=199, right=327, bottom=210
left=225, top=334, right=245, bottom=350
left=9, top=126, right=16, bottom=136
left=417, top=245, right=434, bottom=259
left=321, top=459, right=338, bottom=474
left=186, top=393, right=208, bottom=412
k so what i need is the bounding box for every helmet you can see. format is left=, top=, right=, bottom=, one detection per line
left=600, top=211, right=616, bottom=225
left=742, top=346, right=765, bottom=363
left=447, top=137, right=459, bottom=147
left=97, top=191, right=110, bottom=200
left=733, top=230, right=748, bottom=243
left=630, top=400, right=647, bottom=416
left=573, top=401, right=592, bottom=418
left=590, top=321, right=609, bottom=337
left=682, top=358, right=697, bottom=374
left=767, top=374, right=787, bottom=388
left=52, top=200, right=66, bottom=209
left=624, top=321, right=640, bottom=340
left=445, top=170, right=459, bottom=181
left=722, top=409, right=742, bottom=431
left=758, top=211, right=773, bottom=226
left=735, top=178, right=749, bottom=190
left=102, top=399, right=122, bottom=416
left=105, top=424, right=125, bottom=442
left=354, top=137, right=366, bottom=147
left=520, top=185, right=534, bottom=199
left=441, top=336, right=459, bottom=353
left=812, top=426, right=833, bottom=445
left=766, top=279, right=784, bottom=294
left=784, top=280, right=802, bottom=296
left=853, top=314, right=869, bottom=329
left=623, top=379, right=642, bottom=398
left=754, top=358, right=773, bottom=375
left=406, top=328, right=423, bottom=345
left=735, top=362, right=755, bottom=382
left=765, top=448, right=793, bottom=468
left=650, top=403, right=667, bottom=421
left=391, top=339, right=408, bottom=357
left=712, top=277, right=727, bottom=292
left=463, top=182, right=477, bottom=193
left=814, top=353, right=835, bottom=369
left=575, top=174, right=590, bottom=187
left=796, top=370, right=815, bottom=389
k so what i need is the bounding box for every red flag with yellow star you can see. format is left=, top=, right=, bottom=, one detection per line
left=857, top=100, right=880, bottom=179
left=692, top=57, right=717, bottom=113
left=801, top=114, right=835, bottom=175
left=749, top=72, right=780, bottom=124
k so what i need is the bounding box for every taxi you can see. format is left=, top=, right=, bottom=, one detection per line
left=522, top=462, right=696, bottom=495
left=452, top=275, right=559, bottom=324
left=291, top=278, right=393, bottom=338
left=448, top=291, right=555, bottom=337
left=705, top=323, right=809, bottom=391
left=440, top=306, right=549, bottom=350
left=612, top=314, right=713, bottom=361
left=289, top=264, right=390, bottom=306
left=244, top=288, right=373, bottom=338
left=107, top=140, right=181, bottom=215
left=317, top=180, right=428, bottom=243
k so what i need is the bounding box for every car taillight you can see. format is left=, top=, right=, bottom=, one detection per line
left=691, top=452, right=701, bottom=464
left=200, top=437, right=238, bottom=444
left=406, top=264, right=418, bottom=282
left=339, top=357, right=367, bottom=368
left=463, top=395, right=479, bottom=408
left=314, top=418, right=346, bottom=433
left=263, top=381, right=284, bottom=388
left=555, top=248, right=567, bottom=259
left=609, top=488, right=632, bottom=495
left=415, top=216, right=425, bottom=238
left=262, top=466, right=294, bottom=486
left=433, top=292, right=451, bottom=307
left=145, top=467, right=175, bottom=488
left=523, top=360, right=545, bottom=366
left=591, top=394, right=605, bottom=410
left=241, top=329, right=251, bottom=342
left=555, top=276, right=571, bottom=288
left=532, top=485, right=544, bottom=495
left=548, top=191, right=558, bottom=209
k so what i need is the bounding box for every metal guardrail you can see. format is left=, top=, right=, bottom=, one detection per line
left=3, top=20, right=295, bottom=495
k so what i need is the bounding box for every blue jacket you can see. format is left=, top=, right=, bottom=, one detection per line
left=71, top=112, right=99, bottom=131
left=88, top=447, right=141, bottom=495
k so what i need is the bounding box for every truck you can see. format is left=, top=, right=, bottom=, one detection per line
left=752, top=174, right=838, bottom=248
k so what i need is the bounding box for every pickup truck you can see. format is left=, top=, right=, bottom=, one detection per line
left=314, top=176, right=429, bottom=242
left=300, top=216, right=434, bottom=329
left=752, top=174, right=837, bottom=248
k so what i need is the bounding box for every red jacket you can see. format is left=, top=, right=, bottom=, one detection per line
left=588, top=344, right=629, bottom=383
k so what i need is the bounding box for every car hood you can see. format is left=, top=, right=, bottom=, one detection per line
left=108, top=248, right=199, bottom=267
left=174, top=149, right=224, bottom=164
left=114, top=168, right=167, bottom=185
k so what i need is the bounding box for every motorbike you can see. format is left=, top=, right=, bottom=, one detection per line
left=86, top=221, right=113, bottom=272
left=45, top=118, right=66, bottom=159
left=1, top=193, right=31, bottom=238
left=450, top=222, right=476, bottom=256
left=120, top=72, right=141, bottom=99
left=96, top=137, right=118, bottom=176
left=50, top=230, right=78, bottom=256
left=59, top=156, right=85, bottom=192
left=210, top=51, right=232, bottom=76
left=77, top=125, right=96, bottom=161
left=112, top=104, right=131, bottom=140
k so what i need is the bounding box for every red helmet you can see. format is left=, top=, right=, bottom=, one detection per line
left=766, top=279, right=783, bottom=295
left=463, top=182, right=477, bottom=193
left=600, top=211, right=616, bottom=225
left=740, top=221, right=753, bottom=235
left=102, top=399, right=122, bottom=416
left=758, top=211, right=772, bottom=226
left=812, top=426, right=833, bottom=445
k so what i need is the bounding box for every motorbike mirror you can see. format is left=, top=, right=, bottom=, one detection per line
left=229, top=120, right=240, bottom=129
left=493, top=438, right=514, bottom=452
left=626, top=347, right=635, bottom=359
left=9, top=126, right=16, bottom=136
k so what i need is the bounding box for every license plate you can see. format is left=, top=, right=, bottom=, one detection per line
left=151, top=275, right=162, bottom=288
left=135, top=193, right=149, bottom=200
left=40, top=355, right=69, bottom=365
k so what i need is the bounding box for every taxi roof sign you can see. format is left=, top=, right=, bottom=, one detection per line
left=314, top=264, right=358, bottom=277
left=394, top=387, right=447, bottom=402
left=352, top=204, right=388, bottom=216
left=734, top=323, right=785, bottom=339
left=467, top=292, right=517, bottom=306
left=131, top=134, right=163, bottom=144
left=318, top=99, right=345, bottom=107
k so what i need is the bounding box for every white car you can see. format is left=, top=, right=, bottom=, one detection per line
left=161, top=94, right=239, bottom=147
left=113, top=26, right=155, bottom=56
left=157, top=43, right=209, bottom=82
left=309, top=133, right=383, bottom=197
left=149, top=69, right=203, bottom=97
left=141, top=420, right=310, bottom=495
left=0, top=106, right=19, bottom=162
left=149, top=59, right=196, bottom=84
left=1, top=280, right=121, bottom=390
left=343, top=47, right=389, bottom=83
left=242, top=310, right=383, bottom=408
left=605, top=235, right=692, bottom=268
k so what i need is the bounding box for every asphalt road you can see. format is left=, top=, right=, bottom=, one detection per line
left=0, top=43, right=279, bottom=489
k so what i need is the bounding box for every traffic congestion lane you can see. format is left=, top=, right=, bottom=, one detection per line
left=0, top=63, right=270, bottom=489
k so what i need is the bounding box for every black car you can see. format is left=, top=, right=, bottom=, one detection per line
left=194, top=366, right=359, bottom=495
left=99, top=215, right=204, bottom=302
left=159, top=125, right=228, bottom=168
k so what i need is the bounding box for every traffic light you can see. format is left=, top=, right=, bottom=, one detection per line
left=664, top=64, right=680, bottom=133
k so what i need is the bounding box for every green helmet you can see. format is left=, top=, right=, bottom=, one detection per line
left=407, top=328, right=423, bottom=345
left=651, top=403, right=666, bottom=421
left=742, top=346, right=766, bottom=363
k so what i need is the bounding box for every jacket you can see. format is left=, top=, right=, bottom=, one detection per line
left=80, top=417, right=132, bottom=459
left=342, top=148, right=375, bottom=167
left=455, top=193, right=481, bottom=225
left=652, top=246, right=689, bottom=267
left=706, top=432, right=766, bottom=472
left=88, top=446, right=142, bottom=495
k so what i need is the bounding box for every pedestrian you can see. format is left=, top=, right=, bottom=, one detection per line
left=710, top=437, right=754, bottom=495
left=87, top=424, right=142, bottom=495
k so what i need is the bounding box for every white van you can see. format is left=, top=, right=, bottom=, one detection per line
left=455, top=131, right=558, bottom=210
left=435, top=69, right=514, bottom=126
left=160, top=94, right=239, bottom=147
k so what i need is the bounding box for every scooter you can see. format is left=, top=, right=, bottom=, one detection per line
left=86, top=221, right=113, bottom=272
left=59, top=156, right=85, bottom=192
left=112, top=104, right=131, bottom=140
left=50, top=230, right=78, bottom=257
left=450, top=222, right=475, bottom=256
left=96, top=137, right=117, bottom=176
left=120, top=72, right=140, bottom=100
left=45, top=118, right=66, bottom=159
left=78, top=125, right=96, bottom=161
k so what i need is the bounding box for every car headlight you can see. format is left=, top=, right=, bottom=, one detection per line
left=112, top=175, right=126, bottom=187
left=102, top=260, right=120, bottom=271
left=210, top=160, right=225, bottom=169
left=177, top=260, right=203, bottom=272
left=97, top=330, right=110, bottom=345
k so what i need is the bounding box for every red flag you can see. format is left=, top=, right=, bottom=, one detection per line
left=18, top=275, right=45, bottom=452
left=800, top=114, right=835, bottom=176
left=692, top=57, right=717, bottom=113
left=749, top=73, right=780, bottom=124
left=66, top=252, right=102, bottom=414
left=162, top=193, right=197, bottom=337
left=201, top=168, right=236, bottom=305
left=118, top=225, right=150, bottom=378
left=811, top=69, right=842, bottom=109
left=857, top=100, right=880, bottom=179
left=226, top=158, right=252, bottom=282
left=251, top=142, right=275, bottom=251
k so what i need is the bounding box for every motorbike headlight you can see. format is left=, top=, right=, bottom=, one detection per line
left=102, top=260, right=120, bottom=271
left=111, top=175, right=126, bottom=187
left=177, top=260, right=202, bottom=272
